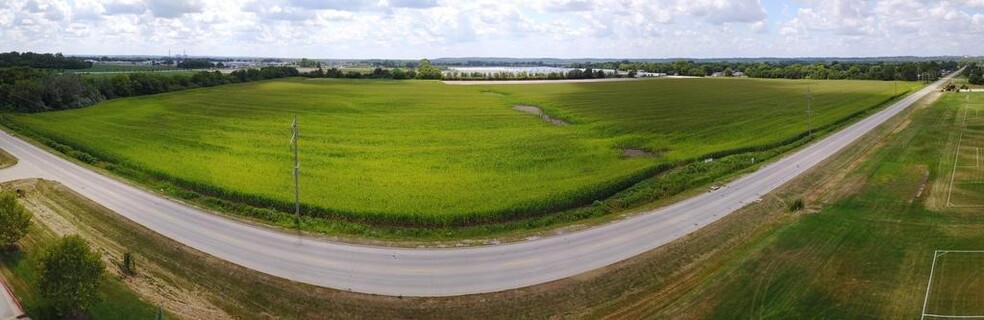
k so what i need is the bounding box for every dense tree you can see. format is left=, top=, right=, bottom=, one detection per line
left=0, top=191, right=30, bottom=249
left=0, top=51, right=91, bottom=69
left=390, top=68, right=408, bottom=79
left=38, top=235, right=105, bottom=317
left=970, top=73, right=983, bottom=85
left=415, top=59, right=443, bottom=80
left=297, top=58, right=320, bottom=68
left=176, top=59, right=213, bottom=69
left=1, top=66, right=300, bottom=113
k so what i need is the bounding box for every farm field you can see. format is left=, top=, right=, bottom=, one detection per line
left=614, top=92, right=984, bottom=318
left=5, top=78, right=921, bottom=226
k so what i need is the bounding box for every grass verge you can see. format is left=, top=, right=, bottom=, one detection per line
left=0, top=148, right=16, bottom=169
left=0, top=182, right=161, bottom=319
left=600, top=92, right=984, bottom=318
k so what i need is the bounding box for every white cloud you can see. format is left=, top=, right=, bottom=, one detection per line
left=541, top=0, right=593, bottom=12
left=0, top=0, right=982, bottom=58
left=680, top=0, right=767, bottom=24
left=146, top=0, right=203, bottom=18
left=387, top=0, right=439, bottom=9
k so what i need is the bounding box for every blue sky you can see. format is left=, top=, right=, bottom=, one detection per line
left=1, top=0, right=983, bottom=59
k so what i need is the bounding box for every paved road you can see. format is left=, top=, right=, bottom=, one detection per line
left=0, top=74, right=954, bottom=297
left=0, top=276, right=24, bottom=320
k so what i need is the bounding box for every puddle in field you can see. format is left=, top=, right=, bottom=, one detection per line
left=512, top=105, right=569, bottom=126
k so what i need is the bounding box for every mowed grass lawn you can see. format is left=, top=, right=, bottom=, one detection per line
left=8, top=78, right=921, bottom=224
left=658, top=92, right=984, bottom=318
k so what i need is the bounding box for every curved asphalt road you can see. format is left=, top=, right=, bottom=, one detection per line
left=0, top=74, right=954, bottom=297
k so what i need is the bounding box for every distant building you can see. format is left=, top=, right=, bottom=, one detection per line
left=635, top=71, right=665, bottom=77
left=225, top=61, right=254, bottom=68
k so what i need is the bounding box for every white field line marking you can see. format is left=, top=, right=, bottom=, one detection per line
left=946, top=203, right=984, bottom=208
left=920, top=250, right=984, bottom=319
left=947, top=105, right=973, bottom=207
left=947, top=132, right=964, bottom=207
left=922, top=250, right=942, bottom=320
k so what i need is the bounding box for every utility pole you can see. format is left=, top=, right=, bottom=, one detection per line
left=290, top=115, right=300, bottom=230
left=806, top=86, right=814, bottom=138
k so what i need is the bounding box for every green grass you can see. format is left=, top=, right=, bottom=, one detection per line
left=946, top=92, right=984, bottom=207
left=924, top=251, right=984, bottom=317
left=0, top=224, right=159, bottom=319
left=649, top=92, right=984, bottom=318
left=5, top=78, right=921, bottom=227
left=0, top=147, right=16, bottom=169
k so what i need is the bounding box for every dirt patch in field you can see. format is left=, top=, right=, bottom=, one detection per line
left=513, top=105, right=570, bottom=126
left=622, top=149, right=653, bottom=157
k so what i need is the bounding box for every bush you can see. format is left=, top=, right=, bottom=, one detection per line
left=0, top=191, right=31, bottom=249
left=119, top=250, right=136, bottom=276
left=38, top=235, right=105, bottom=317
left=788, top=198, right=805, bottom=212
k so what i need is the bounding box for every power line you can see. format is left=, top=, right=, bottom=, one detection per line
left=806, top=86, right=814, bottom=138
left=290, top=114, right=300, bottom=230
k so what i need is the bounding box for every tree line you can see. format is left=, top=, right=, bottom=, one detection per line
left=571, top=60, right=959, bottom=81
left=443, top=68, right=621, bottom=81
left=0, top=66, right=299, bottom=113
left=300, top=59, right=442, bottom=80
left=0, top=51, right=92, bottom=69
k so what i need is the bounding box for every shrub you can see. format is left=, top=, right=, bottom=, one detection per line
left=0, top=191, right=31, bottom=249
left=119, top=250, right=137, bottom=276
left=788, top=198, right=805, bottom=212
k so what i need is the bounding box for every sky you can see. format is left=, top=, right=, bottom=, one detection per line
left=1, top=0, right=983, bottom=59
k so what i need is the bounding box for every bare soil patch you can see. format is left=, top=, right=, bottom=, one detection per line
left=512, top=105, right=570, bottom=126
left=621, top=149, right=653, bottom=157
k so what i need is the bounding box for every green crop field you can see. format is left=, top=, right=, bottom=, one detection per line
left=5, top=78, right=920, bottom=226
